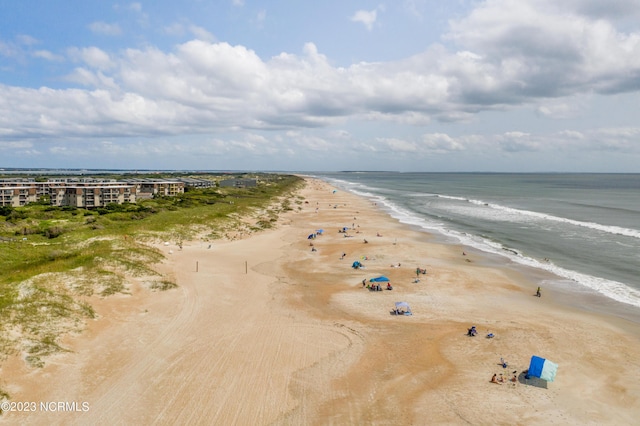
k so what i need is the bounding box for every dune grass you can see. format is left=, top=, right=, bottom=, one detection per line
left=0, top=173, right=303, bottom=400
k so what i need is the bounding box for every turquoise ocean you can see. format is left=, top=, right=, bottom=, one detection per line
left=313, top=173, right=640, bottom=315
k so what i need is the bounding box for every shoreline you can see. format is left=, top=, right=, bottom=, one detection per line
left=2, top=177, right=639, bottom=424
left=322, top=175, right=640, bottom=331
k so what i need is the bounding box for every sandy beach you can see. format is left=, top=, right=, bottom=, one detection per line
left=2, top=177, right=639, bottom=425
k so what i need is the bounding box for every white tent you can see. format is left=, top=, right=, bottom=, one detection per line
left=394, top=301, right=412, bottom=315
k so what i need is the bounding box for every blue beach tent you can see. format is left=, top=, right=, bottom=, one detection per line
left=352, top=261, right=363, bottom=269
left=527, top=356, right=558, bottom=382
left=369, top=276, right=390, bottom=283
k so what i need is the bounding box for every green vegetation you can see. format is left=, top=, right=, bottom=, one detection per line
left=0, top=173, right=303, bottom=398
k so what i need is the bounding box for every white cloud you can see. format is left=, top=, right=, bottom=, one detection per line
left=189, top=25, right=216, bottom=42
left=32, top=50, right=65, bottom=62
left=163, top=22, right=185, bottom=37
left=536, top=98, right=584, bottom=119
left=379, top=137, right=418, bottom=152
left=16, top=34, right=39, bottom=46
left=232, top=0, right=244, bottom=6
left=445, top=0, right=640, bottom=97
left=88, top=21, right=123, bottom=36
left=2, top=0, right=640, bottom=171
left=421, top=133, right=464, bottom=153
left=351, top=9, right=378, bottom=31
left=68, top=46, right=113, bottom=70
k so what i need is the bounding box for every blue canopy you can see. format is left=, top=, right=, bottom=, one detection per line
left=316, top=229, right=324, bottom=234
left=370, top=276, right=390, bottom=283
left=527, top=356, right=558, bottom=382
left=352, top=261, right=363, bottom=269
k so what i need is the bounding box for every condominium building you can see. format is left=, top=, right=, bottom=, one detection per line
left=0, top=185, right=39, bottom=207
left=0, top=178, right=193, bottom=207
left=49, top=184, right=136, bottom=208
left=0, top=179, right=137, bottom=208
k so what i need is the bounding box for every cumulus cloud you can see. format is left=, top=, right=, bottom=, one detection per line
left=445, top=0, right=640, bottom=97
left=1, top=0, right=640, bottom=171
left=67, top=46, right=113, bottom=70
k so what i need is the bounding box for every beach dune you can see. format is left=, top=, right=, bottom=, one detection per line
left=2, top=178, right=639, bottom=425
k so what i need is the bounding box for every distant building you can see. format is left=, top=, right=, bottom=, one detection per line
left=50, top=184, right=136, bottom=208
left=126, top=179, right=185, bottom=200
left=0, top=176, right=225, bottom=208
left=1, top=179, right=137, bottom=207
left=0, top=185, right=38, bottom=207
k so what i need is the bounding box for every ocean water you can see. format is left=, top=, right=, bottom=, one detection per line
left=314, top=173, right=640, bottom=311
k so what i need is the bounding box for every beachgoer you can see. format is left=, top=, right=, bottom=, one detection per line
left=536, top=286, right=541, bottom=297
left=362, top=279, right=366, bottom=287
left=500, top=357, right=508, bottom=368
left=498, top=374, right=505, bottom=383
left=491, top=374, right=499, bottom=384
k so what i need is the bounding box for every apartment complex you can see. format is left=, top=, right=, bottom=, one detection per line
left=0, top=178, right=190, bottom=208
left=0, top=184, right=38, bottom=207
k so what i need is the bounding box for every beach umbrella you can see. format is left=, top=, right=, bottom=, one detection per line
left=527, top=355, right=558, bottom=382
left=316, top=229, right=324, bottom=234
left=369, top=276, right=390, bottom=283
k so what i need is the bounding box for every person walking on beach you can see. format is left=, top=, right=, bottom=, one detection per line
left=536, top=286, right=541, bottom=297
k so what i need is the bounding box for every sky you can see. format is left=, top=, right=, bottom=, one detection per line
left=1, top=0, right=640, bottom=172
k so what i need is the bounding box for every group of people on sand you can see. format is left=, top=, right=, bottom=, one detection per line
left=362, top=280, right=393, bottom=291
left=490, top=357, right=518, bottom=384
left=491, top=372, right=518, bottom=384
left=466, top=325, right=518, bottom=384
